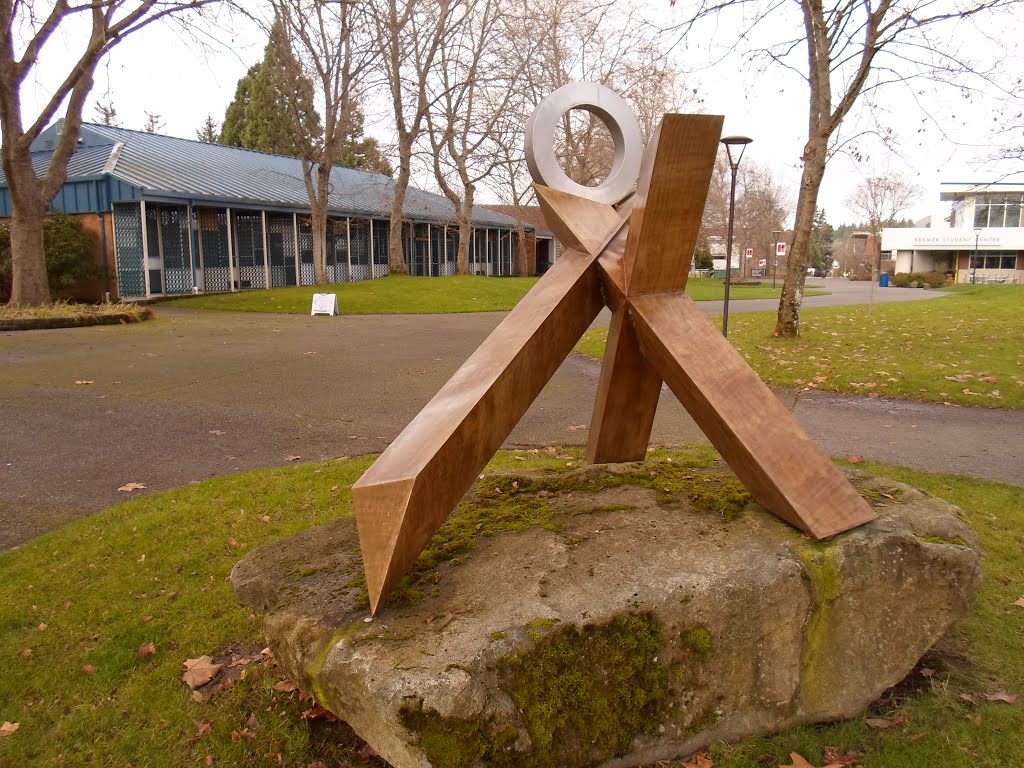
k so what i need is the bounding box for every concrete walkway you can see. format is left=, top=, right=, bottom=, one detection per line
left=3, top=282, right=1017, bottom=550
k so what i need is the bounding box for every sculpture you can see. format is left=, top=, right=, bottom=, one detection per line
left=353, top=84, right=875, bottom=614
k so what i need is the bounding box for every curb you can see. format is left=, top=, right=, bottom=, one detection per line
left=0, top=308, right=154, bottom=332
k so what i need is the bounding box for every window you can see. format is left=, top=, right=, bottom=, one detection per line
left=970, top=251, right=1018, bottom=270
left=974, top=194, right=1023, bottom=228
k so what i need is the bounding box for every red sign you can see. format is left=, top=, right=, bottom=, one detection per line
left=776, top=242, right=787, bottom=256
left=745, top=247, right=754, bottom=258
left=758, top=259, right=767, bottom=267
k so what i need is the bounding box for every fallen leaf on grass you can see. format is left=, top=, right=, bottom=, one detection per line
left=779, top=753, right=847, bottom=768
left=138, top=642, right=157, bottom=658
left=118, top=482, right=147, bottom=492
left=300, top=705, right=339, bottom=722
left=18, top=647, right=31, bottom=657
left=960, top=693, right=977, bottom=704
left=1014, top=596, right=1024, bottom=608
left=81, top=665, right=96, bottom=675
left=846, top=455, right=864, bottom=464
left=182, top=656, right=223, bottom=689
left=195, top=722, right=211, bottom=738
left=865, top=714, right=905, bottom=729
left=822, top=747, right=861, bottom=766
left=273, top=679, right=298, bottom=693
left=681, top=752, right=713, bottom=768
left=984, top=692, right=1019, bottom=704
left=0, top=722, right=18, bottom=738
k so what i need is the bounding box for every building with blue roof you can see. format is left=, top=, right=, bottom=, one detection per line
left=0, top=121, right=527, bottom=300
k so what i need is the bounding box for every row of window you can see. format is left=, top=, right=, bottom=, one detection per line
left=968, top=252, right=1018, bottom=270
left=973, top=194, right=1023, bottom=228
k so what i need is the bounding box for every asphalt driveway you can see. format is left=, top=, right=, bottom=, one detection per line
left=3, top=282, right=1019, bottom=550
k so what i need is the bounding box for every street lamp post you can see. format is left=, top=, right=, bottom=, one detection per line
left=720, top=135, right=752, bottom=337
left=771, top=229, right=782, bottom=290
left=972, top=227, right=982, bottom=284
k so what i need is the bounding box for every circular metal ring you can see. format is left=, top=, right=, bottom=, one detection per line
left=525, top=82, right=642, bottom=206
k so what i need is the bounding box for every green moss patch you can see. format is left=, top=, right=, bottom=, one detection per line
left=681, top=626, right=714, bottom=661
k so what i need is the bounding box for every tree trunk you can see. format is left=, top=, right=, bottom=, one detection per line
left=9, top=194, right=51, bottom=306
left=456, top=184, right=473, bottom=275
left=311, top=164, right=330, bottom=286
left=774, top=135, right=827, bottom=338
left=515, top=218, right=528, bottom=276
left=388, top=137, right=412, bottom=275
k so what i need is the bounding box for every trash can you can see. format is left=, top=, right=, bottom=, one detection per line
left=879, top=273, right=889, bottom=287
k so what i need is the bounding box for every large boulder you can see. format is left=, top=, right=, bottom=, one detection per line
left=231, top=460, right=981, bottom=768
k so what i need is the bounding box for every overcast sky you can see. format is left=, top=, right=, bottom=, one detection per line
left=22, top=1, right=1024, bottom=229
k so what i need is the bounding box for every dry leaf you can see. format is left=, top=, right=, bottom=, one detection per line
left=846, top=455, right=864, bottom=464
left=1014, top=597, right=1024, bottom=608
left=984, top=692, right=1019, bottom=704
left=182, top=656, right=223, bottom=689
left=0, top=722, right=18, bottom=739
left=195, top=722, right=212, bottom=738
left=273, top=679, right=298, bottom=693
left=779, top=753, right=815, bottom=768
left=142, top=615, right=153, bottom=623
left=191, top=690, right=208, bottom=704
left=300, top=705, right=339, bottom=722
left=865, top=714, right=905, bottom=729
left=286, top=455, right=301, bottom=462
left=227, top=538, right=239, bottom=548
left=37, top=623, right=47, bottom=632
left=81, top=664, right=96, bottom=675
left=75, top=380, right=94, bottom=385
left=822, top=747, right=861, bottom=766
left=208, top=429, right=226, bottom=436
left=118, top=482, right=147, bottom=492
left=138, top=642, right=157, bottom=658
left=681, top=752, right=713, bottom=768
left=960, top=693, right=977, bottom=704
left=18, top=647, right=31, bottom=657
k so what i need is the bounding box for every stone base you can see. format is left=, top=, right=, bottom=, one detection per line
left=231, top=463, right=980, bottom=768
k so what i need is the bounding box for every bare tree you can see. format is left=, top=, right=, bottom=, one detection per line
left=368, top=0, right=462, bottom=275
left=847, top=173, right=920, bottom=281
left=0, top=0, right=225, bottom=306
left=271, top=0, right=379, bottom=285
left=673, top=0, right=1018, bottom=337
left=425, top=0, right=535, bottom=275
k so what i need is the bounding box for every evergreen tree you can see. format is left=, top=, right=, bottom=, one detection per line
left=144, top=111, right=165, bottom=134
left=334, top=108, right=392, bottom=176
left=196, top=114, right=220, bottom=143
left=219, top=20, right=321, bottom=157
left=808, top=208, right=834, bottom=276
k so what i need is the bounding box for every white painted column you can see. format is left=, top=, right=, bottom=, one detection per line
left=292, top=212, right=301, bottom=286
left=226, top=208, right=236, bottom=291
left=261, top=211, right=271, bottom=289
left=346, top=218, right=353, bottom=282
left=140, top=200, right=152, bottom=298
left=368, top=219, right=375, bottom=279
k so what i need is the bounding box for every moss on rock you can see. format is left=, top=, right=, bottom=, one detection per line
left=401, top=613, right=669, bottom=768
left=680, top=626, right=713, bottom=661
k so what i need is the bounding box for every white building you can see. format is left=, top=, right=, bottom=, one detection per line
left=881, top=182, right=1023, bottom=284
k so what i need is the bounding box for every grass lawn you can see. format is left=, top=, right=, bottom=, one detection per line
left=576, top=285, right=1024, bottom=410
left=162, top=275, right=814, bottom=315
left=1, top=450, right=1022, bottom=767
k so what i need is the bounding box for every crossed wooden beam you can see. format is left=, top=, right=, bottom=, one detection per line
left=352, top=115, right=875, bottom=614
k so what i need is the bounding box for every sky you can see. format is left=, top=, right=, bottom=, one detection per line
left=19, top=1, right=1024, bottom=229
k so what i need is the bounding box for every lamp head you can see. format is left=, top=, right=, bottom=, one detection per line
left=721, top=135, right=753, bottom=170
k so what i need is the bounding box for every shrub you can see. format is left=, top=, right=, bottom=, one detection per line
left=891, top=271, right=947, bottom=289
left=0, top=213, right=98, bottom=300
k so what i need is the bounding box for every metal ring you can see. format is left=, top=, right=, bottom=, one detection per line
left=525, top=82, right=642, bottom=206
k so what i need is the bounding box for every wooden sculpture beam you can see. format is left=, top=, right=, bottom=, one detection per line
left=353, top=104, right=875, bottom=614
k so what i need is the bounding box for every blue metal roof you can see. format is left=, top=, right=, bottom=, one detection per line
left=3, top=122, right=521, bottom=229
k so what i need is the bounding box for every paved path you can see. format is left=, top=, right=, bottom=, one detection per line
left=3, top=282, right=1017, bottom=551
